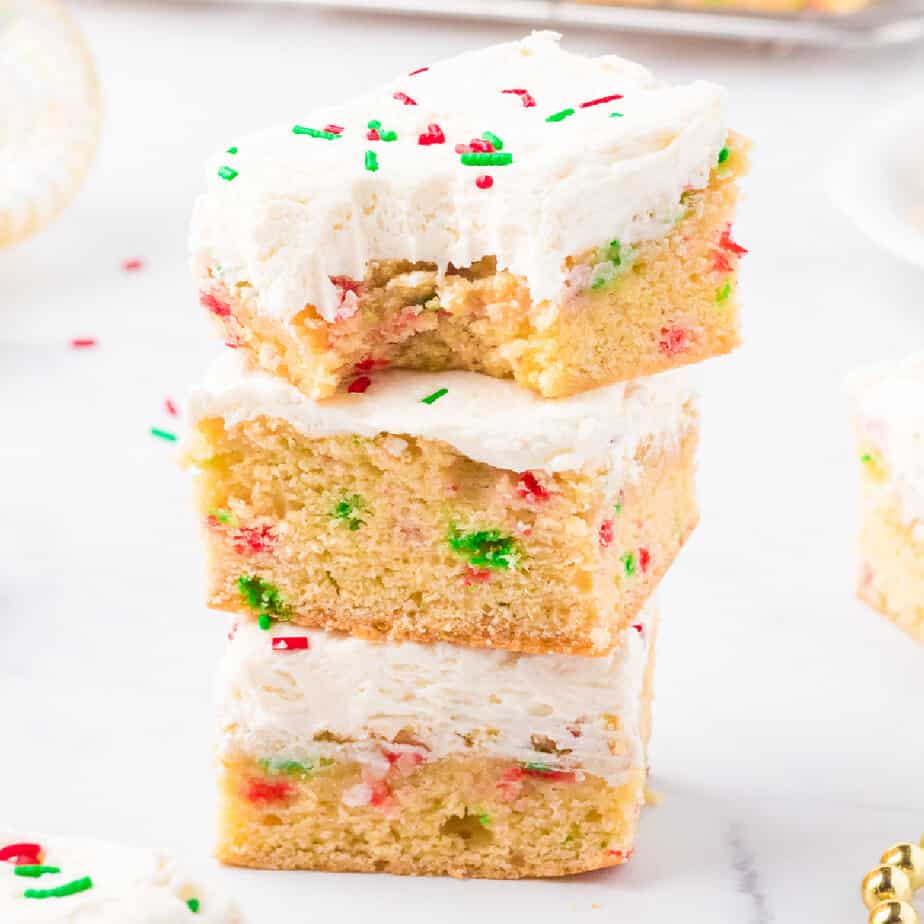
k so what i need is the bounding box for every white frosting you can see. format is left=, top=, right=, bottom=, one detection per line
left=190, top=31, right=727, bottom=323
left=850, top=351, right=924, bottom=525
left=187, top=352, right=694, bottom=475
left=216, top=603, right=655, bottom=785
left=0, top=834, right=239, bottom=923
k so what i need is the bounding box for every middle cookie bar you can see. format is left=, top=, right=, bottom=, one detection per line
left=185, top=353, right=698, bottom=655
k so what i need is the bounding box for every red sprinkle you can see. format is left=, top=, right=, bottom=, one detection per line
left=499, top=767, right=524, bottom=783
left=639, top=547, right=650, bottom=573
left=354, top=356, right=390, bottom=373
left=272, top=636, right=310, bottom=651
left=524, top=767, right=576, bottom=783
left=475, top=174, right=494, bottom=190
left=244, top=779, right=294, bottom=802
left=122, top=258, right=144, bottom=272
left=348, top=375, right=371, bottom=394
left=70, top=338, right=97, bottom=348
left=658, top=327, right=689, bottom=357
left=323, top=123, right=343, bottom=135
left=502, top=88, right=536, bottom=108
left=579, top=93, right=624, bottom=108
left=606, top=848, right=634, bottom=863
left=409, top=66, right=429, bottom=76
left=516, top=471, right=550, bottom=502
left=366, top=128, right=380, bottom=141
left=0, top=843, right=42, bottom=863
left=712, top=250, right=732, bottom=274
left=719, top=224, right=747, bottom=256
left=631, top=623, right=644, bottom=634
left=384, top=749, right=424, bottom=766
left=369, top=780, right=392, bottom=806
left=165, top=399, right=178, bottom=417
left=599, top=520, right=614, bottom=548
left=224, top=339, right=240, bottom=350
left=463, top=567, right=492, bottom=586
left=200, top=291, right=231, bottom=317
left=329, top=275, right=363, bottom=304
left=418, top=123, right=445, bottom=146
left=232, top=524, right=276, bottom=555
left=393, top=91, right=417, bottom=106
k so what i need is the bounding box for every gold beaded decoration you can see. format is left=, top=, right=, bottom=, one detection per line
left=862, top=837, right=924, bottom=924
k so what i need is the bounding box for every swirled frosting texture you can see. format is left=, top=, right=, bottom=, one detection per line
left=0, top=834, right=240, bottom=922
left=190, top=31, right=727, bottom=323
left=216, top=603, right=654, bottom=784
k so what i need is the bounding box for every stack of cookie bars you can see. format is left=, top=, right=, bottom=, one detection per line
left=183, top=32, right=748, bottom=879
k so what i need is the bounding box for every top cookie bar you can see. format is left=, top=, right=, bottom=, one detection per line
left=191, top=31, right=747, bottom=400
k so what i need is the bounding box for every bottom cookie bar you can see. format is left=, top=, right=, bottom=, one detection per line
left=215, top=605, right=656, bottom=879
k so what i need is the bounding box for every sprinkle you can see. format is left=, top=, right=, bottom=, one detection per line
left=366, top=129, right=380, bottom=141
left=292, top=125, right=340, bottom=140
left=478, top=813, right=492, bottom=827
left=260, top=757, right=322, bottom=779
left=463, top=567, right=492, bottom=586
left=238, top=574, right=290, bottom=618
left=24, top=877, right=93, bottom=900
left=393, top=91, right=417, bottom=106
left=217, top=166, right=238, bottom=181
left=187, top=898, right=201, bottom=913
left=224, top=339, right=239, bottom=350
left=523, top=763, right=576, bottom=782
left=712, top=250, right=732, bottom=274
left=599, top=520, right=614, bottom=548
left=409, top=66, right=429, bottom=76
left=226, top=146, right=238, bottom=154
left=545, top=108, right=575, bottom=123
left=380, top=129, right=398, bottom=142
left=717, top=146, right=730, bottom=164
left=258, top=614, right=272, bottom=631
left=208, top=508, right=234, bottom=525
left=639, top=547, right=651, bottom=573
left=502, top=88, right=536, bottom=108
left=150, top=427, right=177, bottom=442
left=631, top=623, right=644, bottom=634
left=718, top=225, right=747, bottom=255
left=516, top=471, right=550, bottom=503
left=272, top=636, right=310, bottom=651
left=475, top=174, right=493, bottom=190
left=199, top=292, right=231, bottom=317
left=610, top=112, right=624, bottom=118
left=418, top=123, right=445, bottom=145
left=364, top=150, right=379, bottom=172
left=421, top=387, right=448, bottom=404
left=460, top=152, right=512, bottom=167
left=715, top=281, right=732, bottom=302
left=70, top=337, right=97, bottom=348
left=0, top=843, right=41, bottom=862
left=330, top=275, right=363, bottom=303
left=348, top=375, right=371, bottom=394
left=231, top=524, right=276, bottom=555
left=122, top=258, right=143, bottom=272
left=622, top=553, right=636, bottom=576
left=860, top=453, right=874, bottom=464
left=165, top=398, right=178, bottom=417
left=449, top=527, right=518, bottom=570
left=244, top=778, right=294, bottom=802
left=354, top=356, right=389, bottom=372
left=332, top=494, right=366, bottom=530
left=606, top=848, right=634, bottom=863
left=367, top=119, right=382, bottom=130
left=15, top=866, right=60, bottom=878
left=580, top=93, right=624, bottom=108
left=481, top=131, right=504, bottom=151
left=323, top=124, right=343, bottom=135
left=658, top=327, right=689, bottom=357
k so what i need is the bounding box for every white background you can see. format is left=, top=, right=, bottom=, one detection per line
left=2, top=2, right=924, bottom=921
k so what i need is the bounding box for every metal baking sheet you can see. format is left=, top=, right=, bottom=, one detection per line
left=194, top=0, right=924, bottom=47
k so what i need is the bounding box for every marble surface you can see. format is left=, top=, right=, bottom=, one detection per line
left=2, top=3, right=924, bottom=921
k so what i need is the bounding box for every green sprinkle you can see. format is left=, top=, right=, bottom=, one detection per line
left=460, top=152, right=513, bottom=167
left=217, top=166, right=238, bottom=182
left=610, top=112, right=624, bottom=118
left=367, top=119, right=382, bottom=130
left=258, top=613, right=272, bottom=631
left=860, top=453, right=874, bottom=464
left=150, top=427, right=177, bottom=442
left=448, top=527, right=519, bottom=571
left=606, top=239, right=622, bottom=266
left=546, top=108, right=575, bottom=123
left=481, top=131, right=504, bottom=151
left=24, top=877, right=93, bottom=900
left=477, top=813, right=492, bottom=828
left=365, top=150, right=379, bottom=172
left=187, top=898, right=201, bottom=913
left=524, top=761, right=551, bottom=773
left=292, top=125, right=340, bottom=140
left=238, top=575, right=290, bottom=619
left=421, top=388, right=448, bottom=405
left=614, top=502, right=622, bottom=516
left=260, top=757, right=314, bottom=779
left=208, top=508, right=234, bottom=525
left=332, top=494, right=366, bottom=531
left=14, top=866, right=60, bottom=878
left=622, top=553, right=636, bottom=576
left=717, top=146, right=730, bottom=164
left=380, top=129, right=398, bottom=142
left=226, top=146, right=238, bottom=155
left=715, top=281, right=732, bottom=302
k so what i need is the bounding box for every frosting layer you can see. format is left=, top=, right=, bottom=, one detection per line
left=850, top=351, right=924, bottom=526
left=187, top=352, right=695, bottom=474
left=216, top=603, right=655, bottom=784
left=190, top=31, right=727, bottom=323
left=0, top=834, right=239, bottom=922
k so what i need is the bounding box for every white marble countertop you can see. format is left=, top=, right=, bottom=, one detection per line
left=2, top=3, right=924, bottom=921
